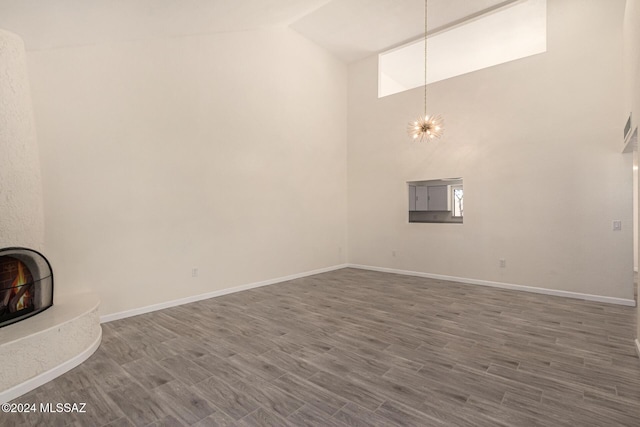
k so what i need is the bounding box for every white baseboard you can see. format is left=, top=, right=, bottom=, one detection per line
left=348, top=264, right=637, bottom=307
left=0, top=328, right=102, bottom=404
left=100, top=264, right=349, bottom=323
left=101, top=261, right=635, bottom=323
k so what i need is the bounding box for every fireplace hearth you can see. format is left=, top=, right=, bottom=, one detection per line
left=0, top=248, right=53, bottom=328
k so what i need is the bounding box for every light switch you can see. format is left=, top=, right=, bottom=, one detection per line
left=613, top=220, right=622, bottom=231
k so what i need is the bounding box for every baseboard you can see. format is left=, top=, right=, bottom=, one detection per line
left=348, top=264, right=636, bottom=307
left=100, top=264, right=349, bottom=323
left=0, top=328, right=102, bottom=404
left=101, top=262, right=634, bottom=322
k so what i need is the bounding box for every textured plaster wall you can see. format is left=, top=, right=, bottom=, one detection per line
left=0, top=29, right=44, bottom=251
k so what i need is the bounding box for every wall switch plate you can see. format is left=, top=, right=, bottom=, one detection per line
left=499, top=259, right=506, bottom=268
left=613, top=220, right=622, bottom=231
left=192, top=268, right=199, bottom=277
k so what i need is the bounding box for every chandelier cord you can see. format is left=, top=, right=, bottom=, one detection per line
left=406, top=0, right=443, bottom=142
left=424, top=0, right=427, bottom=117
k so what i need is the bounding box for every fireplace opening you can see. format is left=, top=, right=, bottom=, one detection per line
left=0, top=247, right=53, bottom=328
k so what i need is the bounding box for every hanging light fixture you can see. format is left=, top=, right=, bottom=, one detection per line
left=408, top=0, right=444, bottom=142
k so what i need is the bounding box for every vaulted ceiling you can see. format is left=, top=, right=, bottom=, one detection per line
left=0, top=0, right=510, bottom=62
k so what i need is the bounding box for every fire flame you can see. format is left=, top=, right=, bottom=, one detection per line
left=11, top=261, right=29, bottom=311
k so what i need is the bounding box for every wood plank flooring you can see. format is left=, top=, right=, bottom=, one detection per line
left=4, top=268, right=640, bottom=426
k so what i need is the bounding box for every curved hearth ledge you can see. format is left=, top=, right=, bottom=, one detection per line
left=0, top=293, right=101, bottom=403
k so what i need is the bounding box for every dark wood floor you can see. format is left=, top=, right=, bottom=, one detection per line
left=5, top=268, right=640, bottom=426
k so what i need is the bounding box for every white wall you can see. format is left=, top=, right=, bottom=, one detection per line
left=26, top=28, right=347, bottom=316
left=0, top=29, right=44, bottom=251
left=623, top=0, right=640, bottom=340
left=348, top=0, right=634, bottom=300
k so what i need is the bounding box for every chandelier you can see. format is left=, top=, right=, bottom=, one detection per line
left=407, top=0, right=444, bottom=142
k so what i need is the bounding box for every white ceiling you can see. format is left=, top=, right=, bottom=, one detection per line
left=0, top=0, right=510, bottom=62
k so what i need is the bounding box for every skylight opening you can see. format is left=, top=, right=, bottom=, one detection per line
left=378, top=0, right=547, bottom=98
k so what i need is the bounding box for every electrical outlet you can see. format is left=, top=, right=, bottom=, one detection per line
left=499, top=259, right=506, bottom=268
left=192, top=268, right=199, bottom=278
